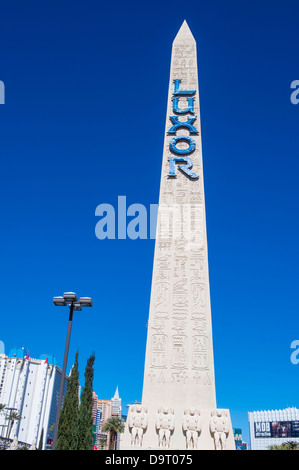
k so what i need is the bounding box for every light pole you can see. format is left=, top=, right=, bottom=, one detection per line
left=52, top=292, right=92, bottom=449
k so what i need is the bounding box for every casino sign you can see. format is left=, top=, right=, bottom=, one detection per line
left=168, top=79, right=199, bottom=180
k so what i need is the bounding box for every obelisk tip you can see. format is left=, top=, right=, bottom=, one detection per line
left=173, top=20, right=195, bottom=44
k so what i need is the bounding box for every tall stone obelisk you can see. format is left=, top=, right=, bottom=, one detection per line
left=121, top=21, right=235, bottom=450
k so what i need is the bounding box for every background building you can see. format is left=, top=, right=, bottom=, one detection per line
left=97, top=398, right=112, bottom=432
left=248, top=407, right=299, bottom=450
left=0, top=347, right=67, bottom=449
left=233, top=428, right=248, bottom=450
left=111, top=386, right=122, bottom=449
left=111, top=386, right=121, bottom=418
left=95, top=387, right=122, bottom=449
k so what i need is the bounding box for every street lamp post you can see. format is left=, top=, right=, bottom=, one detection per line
left=52, top=292, right=92, bottom=449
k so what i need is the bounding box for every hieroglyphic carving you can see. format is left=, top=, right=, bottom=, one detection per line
left=190, top=247, right=205, bottom=271
left=192, top=335, right=208, bottom=370
left=152, top=319, right=166, bottom=334
left=174, top=255, right=187, bottom=278
left=176, top=190, right=187, bottom=204
left=172, top=334, right=187, bottom=369
left=151, top=334, right=167, bottom=368
left=173, top=44, right=195, bottom=59
left=158, top=371, right=165, bottom=383
left=141, top=23, right=217, bottom=415
left=190, top=191, right=202, bottom=204
left=155, top=255, right=171, bottom=282
left=191, top=282, right=205, bottom=309
left=173, top=45, right=197, bottom=86
left=157, top=241, right=172, bottom=253
left=158, top=212, right=173, bottom=241
left=191, top=314, right=207, bottom=332
left=173, top=278, right=188, bottom=294
left=148, top=370, right=156, bottom=383
left=161, top=191, right=174, bottom=205
left=174, top=240, right=187, bottom=253
left=171, top=370, right=188, bottom=384
left=193, top=371, right=211, bottom=385
left=172, top=320, right=186, bottom=335
left=173, top=294, right=188, bottom=319
left=155, top=282, right=170, bottom=311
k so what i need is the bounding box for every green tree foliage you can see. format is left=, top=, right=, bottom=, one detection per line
left=102, top=416, right=125, bottom=450
left=5, top=410, right=21, bottom=439
left=55, top=351, right=80, bottom=450
left=38, top=428, right=44, bottom=450
left=268, top=440, right=299, bottom=450
left=97, top=434, right=107, bottom=450
left=77, top=354, right=95, bottom=450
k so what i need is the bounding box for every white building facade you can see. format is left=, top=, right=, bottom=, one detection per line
left=248, top=407, right=299, bottom=450
left=111, top=386, right=122, bottom=449
left=111, top=386, right=122, bottom=418
left=0, top=348, right=67, bottom=449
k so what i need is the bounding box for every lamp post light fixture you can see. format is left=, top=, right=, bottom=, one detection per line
left=52, top=292, right=93, bottom=449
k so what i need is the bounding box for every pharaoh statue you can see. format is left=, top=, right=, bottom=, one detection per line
left=182, top=408, right=202, bottom=449
left=209, top=410, right=229, bottom=450
left=155, top=407, right=175, bottom=448
left=128, top=405, right=148, bottom=447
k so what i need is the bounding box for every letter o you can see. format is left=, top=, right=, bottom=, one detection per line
left=169, top=135, right=196, bottom=155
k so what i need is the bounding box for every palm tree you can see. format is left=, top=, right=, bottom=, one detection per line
left=0, top=404, right=6, bottom=437
left=38, top=428, right=44, bottom=450
left=5, top=410, right=21, bottom=439
left=268, top=440, right=299, bottom=450
left=97, top=435, right=108, bottom=450
left=102, top=416, right=125, bottom=450
left=285, top=441, right=299, bottom=450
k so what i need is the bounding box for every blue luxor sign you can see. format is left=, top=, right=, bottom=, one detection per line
left=167, top=79, right=198, bottom=179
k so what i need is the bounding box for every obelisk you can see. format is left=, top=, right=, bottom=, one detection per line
left=121, top=21, right=235, bottom=450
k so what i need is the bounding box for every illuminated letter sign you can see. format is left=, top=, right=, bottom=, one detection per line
left=173, top=79, right=196, bottom=96
left=167, top=116, right=198, bottom=135
left=168, top=79, right=199, bottom=179
left=172, top=96, right=195, bottom=114
left=168, top=156, right=198, bottom=179
left=169, top=136, right=196, bottom=154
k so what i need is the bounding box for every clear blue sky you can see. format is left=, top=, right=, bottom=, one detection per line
left=1, top=0, right=299, bottom=446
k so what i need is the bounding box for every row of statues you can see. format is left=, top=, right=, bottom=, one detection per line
left=128, top=406, right=229, bottom=450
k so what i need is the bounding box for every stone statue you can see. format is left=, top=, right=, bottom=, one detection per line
left=182, top=408, right=202, bottom=449
left=209, top=410, right=229, bottom=450
left=155, top=407, right=175, bottom=448
left=128, top=405, right=148, bottom=447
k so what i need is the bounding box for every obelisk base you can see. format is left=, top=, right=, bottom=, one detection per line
left=121, top=405, right=235, bottom=450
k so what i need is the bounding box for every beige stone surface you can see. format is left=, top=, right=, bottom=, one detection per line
left=142, top=19, right=216, bottom=413
left=122, top=406, right=235, bottom=450
left=121, top=21, right=235, bottom=450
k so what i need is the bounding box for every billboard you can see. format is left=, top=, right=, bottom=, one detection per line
left=254, top=420, right=299, bottom=438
